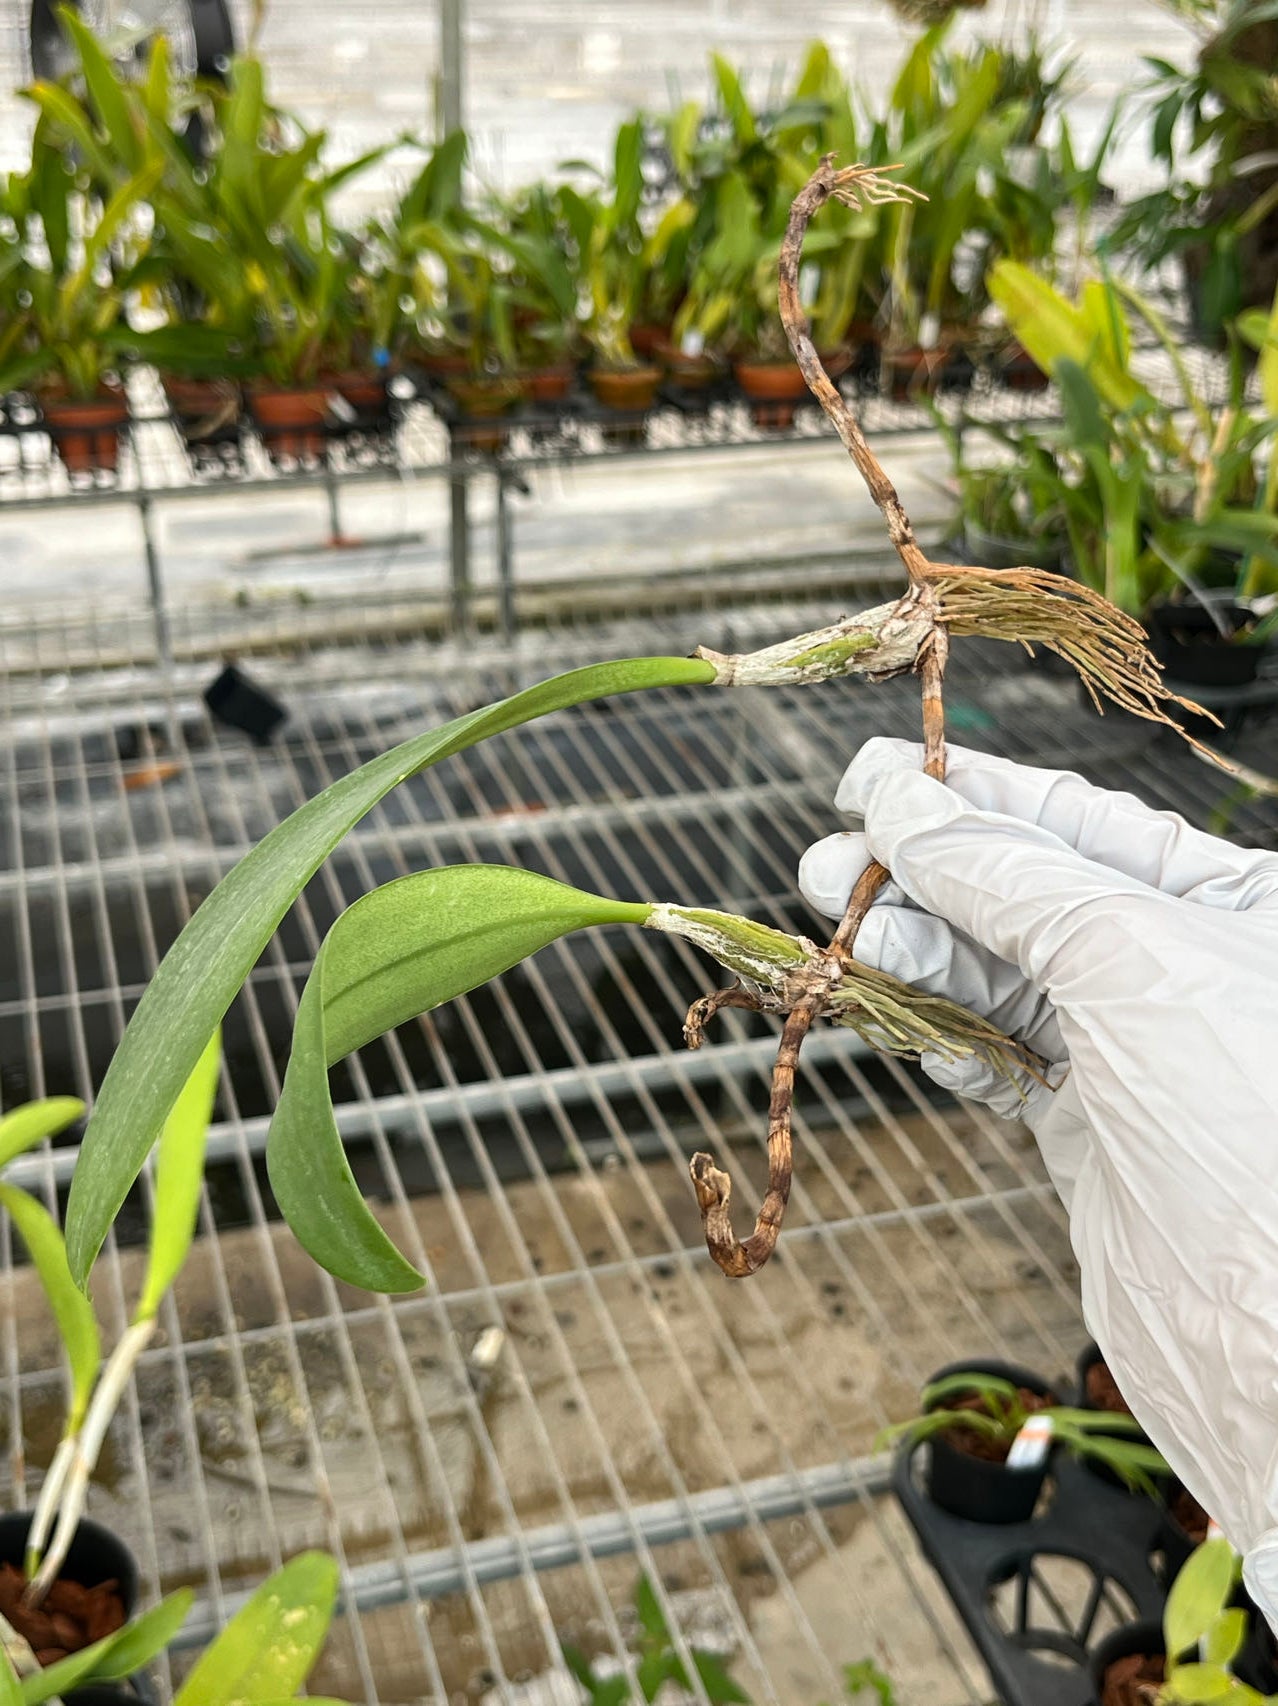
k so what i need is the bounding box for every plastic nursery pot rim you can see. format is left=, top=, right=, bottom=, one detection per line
left=0, top=1509, right=139, bottom=1616
left=1089, top=1619, right=1165, bottom=1702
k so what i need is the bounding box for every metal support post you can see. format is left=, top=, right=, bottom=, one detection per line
left=495, top=465, right=527, bottom=645
left=449, top=461, right=471, bottom=637
left=138, top=494, right=172, bottom=672
left=439, top=0, right=463, bottom=138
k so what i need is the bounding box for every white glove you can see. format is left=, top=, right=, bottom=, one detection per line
left=799, top=737, right=1278, bottom=1619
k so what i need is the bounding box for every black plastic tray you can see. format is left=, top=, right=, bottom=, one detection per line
left=893, top=1430, right=1169, bottom=1705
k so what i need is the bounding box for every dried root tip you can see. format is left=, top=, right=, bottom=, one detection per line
left=931, top=566, right=1215, bottom=738
left=688, top=1153, right=761, bottom=1278
left=683, top=984, right=764, bottom=1050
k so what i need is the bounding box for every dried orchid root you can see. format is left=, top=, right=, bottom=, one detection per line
left=685, top=155, right=1149, bottom=1278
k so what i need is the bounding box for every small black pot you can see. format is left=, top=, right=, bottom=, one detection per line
left=204, top=663, right=288, bottom=745
left=922, top=1358, right=1055, bottom=1525
left=1089, top=1620, right=1165, bottom=1702
left=1146, top=598, right=1267, bottom=689
left=0, top=1511, right=137, bottom=1615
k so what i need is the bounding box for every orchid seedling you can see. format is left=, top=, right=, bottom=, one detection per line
left=62, top=160, right=1213, bottom=1301
left=23, top=1034, right=220, bottom=1605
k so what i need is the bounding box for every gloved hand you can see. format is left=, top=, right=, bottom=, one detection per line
left=799, top=737, right=1278, bottom=1617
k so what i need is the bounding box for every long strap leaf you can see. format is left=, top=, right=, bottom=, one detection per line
left=66, top=658, right=714, bottom=1286
left=268, top=867, right=650, bottom=1291
left=0, top=1184, right=99, bottom=1430
left=0, top=1099, right=84, bottom=1170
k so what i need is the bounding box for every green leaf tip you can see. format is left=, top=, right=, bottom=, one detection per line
left=65, top=656, right=712, bottom=1288
left=267, top=866, right=653, bottom=1292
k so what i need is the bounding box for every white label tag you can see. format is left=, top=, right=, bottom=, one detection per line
left=1005, top=1414, right=1054, bottom=1470
left=919, top=313, right=941, bottom=352
left=800, top=262, right=819, bottom=308
left=1207, top=1517, right=1225, bottom=1541
left=680, top=329, right=705, bottom=357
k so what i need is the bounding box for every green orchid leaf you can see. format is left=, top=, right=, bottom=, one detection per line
left=58, top=7, right=145, bottom=172
left=1162, top=1661, right=1235, bottom=1702
left=0, top=1099, right=85, bottom=1170
left=1164, top=1536, right=1237, bottom=1658
left=65, top=657, right=715, bottom=1289
left=267, top=867, right=651, bottom=1291
left=135, top=1031, right=221, bottom=1322
left=1202, top=1606, right=1248, bottom=1668
left=173, top=1552, right=338, bottom=1706
left=989, top=261, right=1148, bottom=413
left=0, top=1184, right=99, bottom=1431
left=0, top=1653, right=18, bottom=1706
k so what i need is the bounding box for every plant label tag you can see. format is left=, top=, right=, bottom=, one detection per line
left=919, top=313, right=941, bottom=351
left=1207, top=1518, right=1225, bottom=1541
left=1006, top=1414, right=1053, bottom=1469
left=800, top=262, right=819, bottom=308
left=327, top=393, right=356, bottom=424
left=681, top=329, right=705, bottom=357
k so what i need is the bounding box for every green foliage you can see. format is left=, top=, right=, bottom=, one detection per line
left=876, top=1371, right=1170, bottom=1491
left=563, top=1576, right=749, bottom=1705
left=982, top=264, right=1278, bottom=613
left=135, top=1028, right=220, bottom=1320
left=173, top=1553, right=341, bottom=1706
left=267, top=868, right=651, bottom=1290
left=840, top=1660, right=897, bottom=1705
left=64, top=657, right=715, bottom=1290
left=0, top=1184, right=99, bottom=1431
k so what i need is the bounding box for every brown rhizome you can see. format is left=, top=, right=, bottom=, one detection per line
left=681, top=156, right=1215, bottom=1280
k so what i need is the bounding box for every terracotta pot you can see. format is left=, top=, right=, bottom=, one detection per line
left=446, top=376, right=527, bottom=453
left=817, top=346, right=853, bottom=381
left=629, top=322, right=672, bottom=361
left=247, top=383, right=330, bottom=461
left=588, top=366, right=661, bottom=411
left=733, top=359, right=808, bottom=430
left=418, top=347, right=472, bottom=381
left=655, top=341, right=719, bottom=393
left=42, top=389, right=130, bottom=477
left=325, top=370, right=389, bottom=417
left=523, top=364, right=576, bottom=405
left=162, top=375, right=241, bottom=444
left=588, top=366, right=661, bottom=444
left=881, top=344, right=952, bottom=403
left=997, top=340, right=1049, bottom=393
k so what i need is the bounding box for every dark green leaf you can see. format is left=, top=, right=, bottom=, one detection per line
left=267, top=868, right=650, bottom=1291
left=692, top=1651, right=751, bottom=1704
left=66, top=657, right=715, bottom=1288
left=634, top=1575, right=668, bottom=1644
left=637, top=1649, right=685, bottom=1702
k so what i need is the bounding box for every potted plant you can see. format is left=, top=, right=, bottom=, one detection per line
left=482, top=181, right=584, bottom=404
left=0, top=1097, right=196, bottom=1691
left=565, top=120, right=661, bottom=435
left=1091, top=1536, right=1271, bottom=1704
left=878, top=1364, right=1168, bottom=1524
left=991, top=261, right=1278, bottom=715
left=0, top=118, right=159, bottom=479
left=1107, top=0, right=1278, bottom=345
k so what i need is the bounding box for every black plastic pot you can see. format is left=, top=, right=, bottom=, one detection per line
left=1089, top=1620, right=1165, bottom=1703
left=0, top=1511, right=137, bottom=1615
left=1156, top=1477, right=1210, bottom=1585
left=923, top=1358, right=1055, bottom=1525
left=204, top=663, right=288, bottom=744
left=1146, top=598, right=1268, bottom=689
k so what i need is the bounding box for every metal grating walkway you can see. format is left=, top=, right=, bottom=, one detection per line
left=1, top=582, right=1276, bottom=1703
